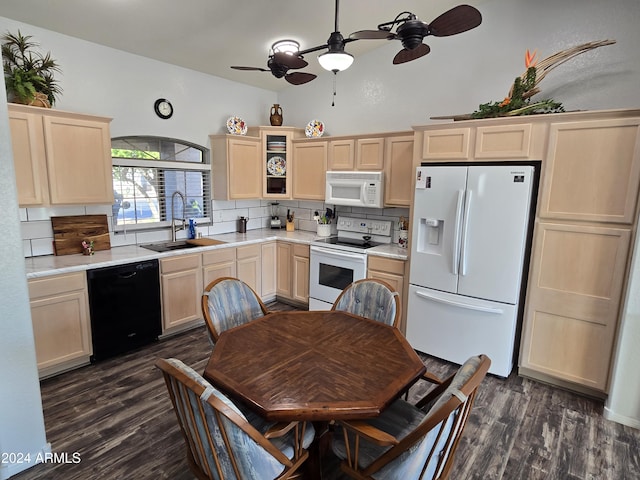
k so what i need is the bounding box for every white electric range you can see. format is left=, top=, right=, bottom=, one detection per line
left=309, top=216, right=392, bottom=310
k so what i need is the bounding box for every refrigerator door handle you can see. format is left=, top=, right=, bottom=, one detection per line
left=415, top=289, right=504, bottom=314
left=459, top=189, right=473, bottom=276
left=452, top=189, right=465, bottom=275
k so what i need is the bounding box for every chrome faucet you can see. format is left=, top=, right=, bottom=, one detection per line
left=170, top=191, right=186, bottom=242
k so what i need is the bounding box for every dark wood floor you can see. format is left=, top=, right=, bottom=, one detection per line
left=13, top=301, right=640, bottom=480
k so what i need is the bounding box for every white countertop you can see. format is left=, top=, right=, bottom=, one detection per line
left=25, top=228, right=409, bottom=278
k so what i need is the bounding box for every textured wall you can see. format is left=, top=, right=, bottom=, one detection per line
left=0, top=75, right=49, bottom=478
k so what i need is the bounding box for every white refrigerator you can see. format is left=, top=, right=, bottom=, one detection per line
left=406, top=164, right=535, bottom=377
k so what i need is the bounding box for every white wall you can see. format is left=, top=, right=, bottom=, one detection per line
left=0, top=74, right=49, bottom=479
left=278, top=0, right=640, bottom=135
left=605, top=215, right=640, bottom=428
left=0, top=16, right=278, bottom=147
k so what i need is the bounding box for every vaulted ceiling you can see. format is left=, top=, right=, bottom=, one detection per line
left=0, top=0, right=488, bottom=91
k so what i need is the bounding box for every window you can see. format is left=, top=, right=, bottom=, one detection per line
left=111, top=136, right=210, bottom=231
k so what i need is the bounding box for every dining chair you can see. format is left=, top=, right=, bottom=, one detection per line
left=202, top=276, right=269, bottom=344
left=330, top=354, right=491, bottom=480
left=331, top=278, right=401, bottom=328
left=156, top=357, right=315, bottom=480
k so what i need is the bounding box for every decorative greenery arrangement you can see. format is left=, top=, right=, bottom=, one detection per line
left=2, top=30, right=62, bottom=107
left=470, top=40, right=615, bottom=119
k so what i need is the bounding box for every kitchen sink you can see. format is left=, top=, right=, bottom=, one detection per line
left=141, top=238, right=226, bottom=252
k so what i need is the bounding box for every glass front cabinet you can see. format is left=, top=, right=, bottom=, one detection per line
left=251, top=127, right=304, bottom=199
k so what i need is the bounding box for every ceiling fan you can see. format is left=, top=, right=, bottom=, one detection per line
left=230, top=0, right=356, bottom=86
left=350, top=4, right=482, bottom=65
left=230, top=50, right=317, bottom=86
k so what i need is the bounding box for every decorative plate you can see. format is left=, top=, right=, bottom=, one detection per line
left=226, top=116, right=247, bottom=135
left=305, top=119, right=325, bottom=138
left=267, top=156, right=286, bottom=176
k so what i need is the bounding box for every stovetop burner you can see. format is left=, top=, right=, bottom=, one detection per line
left=313, top=236, right=384, bottom=250
left=311, top=216, right=393, bottom=254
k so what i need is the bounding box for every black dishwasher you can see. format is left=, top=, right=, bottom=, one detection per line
left=87, top=259, right=162, bottom=362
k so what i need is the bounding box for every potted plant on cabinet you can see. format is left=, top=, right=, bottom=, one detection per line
left=1, top=30, right=62, bottom=108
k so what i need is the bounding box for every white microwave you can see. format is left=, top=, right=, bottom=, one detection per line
left=325, top=171, right=384, bottom=208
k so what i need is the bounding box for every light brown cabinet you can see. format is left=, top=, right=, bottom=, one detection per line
left=276, top=241, right=310, bottom=305
left=538, top=118, right=640, bottom=224
left=248, top=126, right=304, bottom=199
left=384, top=134, right=414, bottom=207
left=261, top=241, right=277, bottom=300
left=520, top=222, right=631, bottom=391
left=211, top=134, right=262, bottom=200
left=292, top=244, right=310, bottom=304
left=420, top=122, right=546, bottom=162
left=160, top=254, right=203, bottom=335
left=28, top=272, right=92, bottom=378
left=276, top=242, right=293, bottom=298
left=328, top=139, right=355, bottom=170
left=202, top=247, right=236, bottom=287
left=291, top=140, right=327, bottom=200
left=356, top=137, right=385, bottom=170
left=367, top=256, right=407, bottom=331
left=9, top=103, right=113, bottom=207
left=237, top=244, right=262, bottom=295
left=519, top=114, right=640, bottom=393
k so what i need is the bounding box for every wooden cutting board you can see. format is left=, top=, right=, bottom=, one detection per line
left=51, top=214, right=111, bottom=255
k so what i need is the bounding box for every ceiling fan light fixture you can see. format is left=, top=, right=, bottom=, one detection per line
left=318, top=50, right=354, bottom=72
left=272, top=39, right=300, bottom=55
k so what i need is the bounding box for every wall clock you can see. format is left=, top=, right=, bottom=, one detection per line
left=154, top=98, right=173, bottom=119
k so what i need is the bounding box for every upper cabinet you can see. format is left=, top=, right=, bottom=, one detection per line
left=539, top=118, right=640, bottom=224
left=420, top=122, right=546, bottom=162
left=384, top=134, right=414, bottom=207
left=356, top=137, right=385, bottom=170
left=254, top=126, right=304, bottom=200
left=211, top=134, right=262, bottom=200
left=292, top=139, right=327, bottom=200
left=328, top=139, right=355, bottom=170
left=8, top=104, right=114, bottom=207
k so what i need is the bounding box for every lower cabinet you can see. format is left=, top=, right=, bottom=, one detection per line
left=203, top=247, right=236, bottom=287
left=276, top=242, right=310, bottom=306
left=160, top=254, right=203, bottom=335
left=519, top=222, right=631, bottom=392
left=237, top=244, right=262, bottom=295
left=367, top=256, right=407, bottom=331
left=28, top=271, right=92, bottom=378
left=276, top=242, right=293, bottom=298
left=261, top=242, right=277, bottom=301
left=292, top=244, right=310, bottom=305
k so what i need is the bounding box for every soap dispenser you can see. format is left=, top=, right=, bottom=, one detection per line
left=188, top=219, right=197, bottom=239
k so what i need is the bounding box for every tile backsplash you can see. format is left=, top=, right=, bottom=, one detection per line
left=20, top=200, right=410, bottom=258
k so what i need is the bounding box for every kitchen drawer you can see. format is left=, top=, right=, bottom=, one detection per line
left=29, top=271, right=86, bottom=298
left=202, top=247, right=236, bottom=266
left=368, top=256, right=405, bottom=275
left=160, top=253, right=201, bottom=273
left=293, top=243, right=309, bottom=258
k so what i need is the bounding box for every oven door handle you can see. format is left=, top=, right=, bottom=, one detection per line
left=311, top=246, right=366, bottom=260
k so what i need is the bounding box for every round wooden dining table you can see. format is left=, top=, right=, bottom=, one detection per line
left=203, top=310, right=426, bottom=422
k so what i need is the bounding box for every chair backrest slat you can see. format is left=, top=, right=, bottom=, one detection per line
left=331, top=278, right=400, bottom=328
left=202, top=277, right=269, bottom=343
left=355, top=355, right=491, bottom=479
left=157, top=357, right=310, bottom=480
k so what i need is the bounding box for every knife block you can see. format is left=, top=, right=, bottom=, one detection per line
left=286, top=220, right=295, bottom=232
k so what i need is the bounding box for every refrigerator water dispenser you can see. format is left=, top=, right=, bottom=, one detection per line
left=417, top=217, right=442, bottom=252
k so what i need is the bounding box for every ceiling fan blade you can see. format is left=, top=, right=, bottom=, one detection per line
left=230, top=66, right=270, bottom=72
left=392, top=43, right=430, bottom=65
left=349, top=29, right=395, bottom=40
left=428, top=5, right=482, bottom=37
left=285, top=72, right=317, bottom=85
left=273, top=52, right=308, bottom=69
